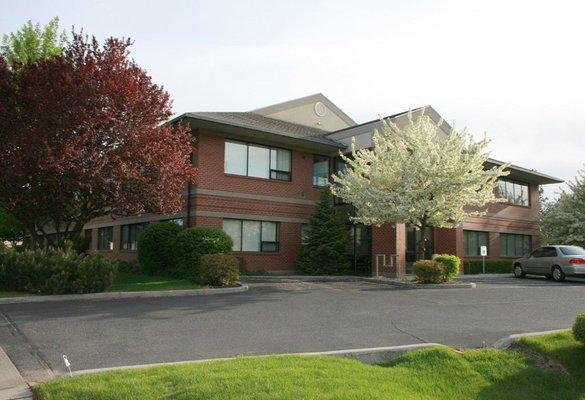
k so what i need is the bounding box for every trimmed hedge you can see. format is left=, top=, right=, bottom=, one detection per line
left=573, top=313, right=585, bottom=344
left=413, top=260, right=444, bottom=283
left=199, top=253, right=240, bottom=287
left=173, top=227, right=233, bottom=281
left=434, top=254, right=460, bottom=281
left=138, top=222, right=183, bottom=275
left=0, top=246, right=116, bottom=295
left=463, top=260, right=513, bottom=274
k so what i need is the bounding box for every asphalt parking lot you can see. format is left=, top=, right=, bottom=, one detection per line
left=1, top=275, right=584, bottom=381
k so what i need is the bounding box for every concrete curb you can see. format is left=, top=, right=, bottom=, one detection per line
left=491, top=328, right=571, bottom=349
left=0, top=284, right=248, bottom=305
left=67, top=342, right=441, bottom=378
left=242, top=275, right=476, bottom=289
left=0, top=346, right=32, bottom=400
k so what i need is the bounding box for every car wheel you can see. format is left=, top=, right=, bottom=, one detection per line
left=552, top=266, right=565, bottom=282
left=513, top=264, right=525, bottom=278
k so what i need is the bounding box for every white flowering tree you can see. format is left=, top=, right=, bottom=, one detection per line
left=331, top=110, right=509, bottom=260
left=541, top=168, right=585, bottom=246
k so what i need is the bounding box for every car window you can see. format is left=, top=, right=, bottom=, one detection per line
left=559, top=246, right=585, bottom=256
left=541, top=247, right=558, bottom=257
left=530, top=248, right=545, bottom=258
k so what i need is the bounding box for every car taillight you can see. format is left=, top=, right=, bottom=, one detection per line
left=569, top=258, right=585, bottom=265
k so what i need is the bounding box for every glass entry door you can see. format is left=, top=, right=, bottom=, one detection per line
left=406, top=225, right=434, bottom=262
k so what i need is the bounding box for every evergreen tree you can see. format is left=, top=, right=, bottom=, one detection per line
left=297, top=189, right=351, bottom=275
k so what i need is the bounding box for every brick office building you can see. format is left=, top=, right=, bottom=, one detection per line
left=83, top=94, right=562, bottom=272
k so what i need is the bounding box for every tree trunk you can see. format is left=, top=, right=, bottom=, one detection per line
left=415, top=222, right=429, bottom=261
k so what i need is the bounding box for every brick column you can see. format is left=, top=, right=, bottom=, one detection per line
left=371, top=222, right=406, bottom=276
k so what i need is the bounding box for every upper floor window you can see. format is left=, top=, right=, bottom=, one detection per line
left=498, top=180, right=530, bottom=206
left=224, top=141, right=291, bottom=181
left=97, top=226, right=113, bottom=250
left=121, top=222, right=149, bottom=251
left=313, top=155, right=329, bottom=186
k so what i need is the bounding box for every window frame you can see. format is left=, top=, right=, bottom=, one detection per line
left=312, top=154, right=330, bottom=187
left=222, top=219, right=280, bottom=253
left=500, top=233, right=532, bottom=257
left=463, top=230, right=489, bottom=257
left=120, top=222, right=149, bottom=251
left=497, top=179, right=530, bottom=207
left=97, top=226, right=113, bottom=251
left=224, top=140, right=292, bottom=182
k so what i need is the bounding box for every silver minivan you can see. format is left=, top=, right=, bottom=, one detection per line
left=513, top=245, right=585, bottom=282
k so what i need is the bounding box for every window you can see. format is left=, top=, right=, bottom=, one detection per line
left=464, top=230, right=489, bottom=256
left=224, top=141, right=291, bottom=181
left=97, top=227, right=113, bottom=250
left=498, top=180, right=530, bottom=206
left=84, top=229, right=93, bottom=249
left=162, top=218, right=184, bottom=226
left=313, top=155, right=329, bottom=186
left=301, top=224, right=310, bottom=244
left=559, top=246, right=585, bottom=256
left=500, top=233, right=531, bottom=257
left=222, top=219, right=279, bottom=252
left=120, top=222, right=149, bottom=251
left=333, top=157, right=348, bottom=204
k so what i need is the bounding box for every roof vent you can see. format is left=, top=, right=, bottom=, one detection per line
left=314, top=102, right=327, bottom=117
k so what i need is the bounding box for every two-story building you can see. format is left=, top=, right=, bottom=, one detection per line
left=83, top=93, right=562, bottom=273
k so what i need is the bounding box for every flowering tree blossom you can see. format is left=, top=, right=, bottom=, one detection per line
left=331, top=110, right=508, bottom=259
left=541, top=168, right=585, bottom=246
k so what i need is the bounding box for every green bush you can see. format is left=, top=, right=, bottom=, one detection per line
left=573, top=313, right=585, bottom=344
left=463, top=260, right=513, bottom=274
left=0, top=247, right=116, bottom=294
left=434, top=254, right=461, bottom=282
left=173, top=227, right=233, bottom=281
left=116, top=260, right=141, bottom=274
left=138, top=222, right=183, bottom=275
left=199, top=253, right=240, bottom=287
left=413, top=260, right=445, bottom=284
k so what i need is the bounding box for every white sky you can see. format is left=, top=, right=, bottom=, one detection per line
left=2, top=0, right=584, bottom=199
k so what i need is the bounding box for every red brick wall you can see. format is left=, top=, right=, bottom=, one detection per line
left=83, top=129, right=547, bottom=273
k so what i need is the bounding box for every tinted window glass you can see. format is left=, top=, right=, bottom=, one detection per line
left=541, top=247, right=558, bottom=257
left=313, top=155, right=329, bottom=186
left=559, top=246, right=585, bottom=256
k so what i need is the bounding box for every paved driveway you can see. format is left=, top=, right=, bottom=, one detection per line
left=1, top=275, right=584, bottom=380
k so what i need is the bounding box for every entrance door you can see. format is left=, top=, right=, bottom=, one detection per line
left=406, top=225, right=434, bottom=262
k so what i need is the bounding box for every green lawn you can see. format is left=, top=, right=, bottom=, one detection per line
left=108, top=272, right=201, bottom=292
left=0, top=290, right=29, bottom=298
left=35, top=339, right=584, bottom=400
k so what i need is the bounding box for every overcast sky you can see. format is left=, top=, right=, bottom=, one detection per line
left=2, top=0, right=584, bottom=198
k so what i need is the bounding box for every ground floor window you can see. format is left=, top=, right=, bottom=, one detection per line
left=162, top=218, right=184, bottom=226
left=300, top=223, right=310, bottom=245
left=222, top=219, right=279, bottom=252
left=97, top=226, right=113, bottom=250
left=121, top=222, right=149, bottom=251
left=463, top=230, right=489, bottom=256
left=500, top=233, right=531, bottom=257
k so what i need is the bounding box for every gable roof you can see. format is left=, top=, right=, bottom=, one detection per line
left=252, top=93, right=357, bottom=127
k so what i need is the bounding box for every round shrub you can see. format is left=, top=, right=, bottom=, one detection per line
left=174, top=227, right=233, bottom=281
left=138, top=222, right=183, bottom=275
left=199, top=253, right=240, bottom=287
left=573, top=313, right=585, bottom=344
left=433, top=254, right=461, bottom=282
left=413, top=260, right=445, bottom=284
